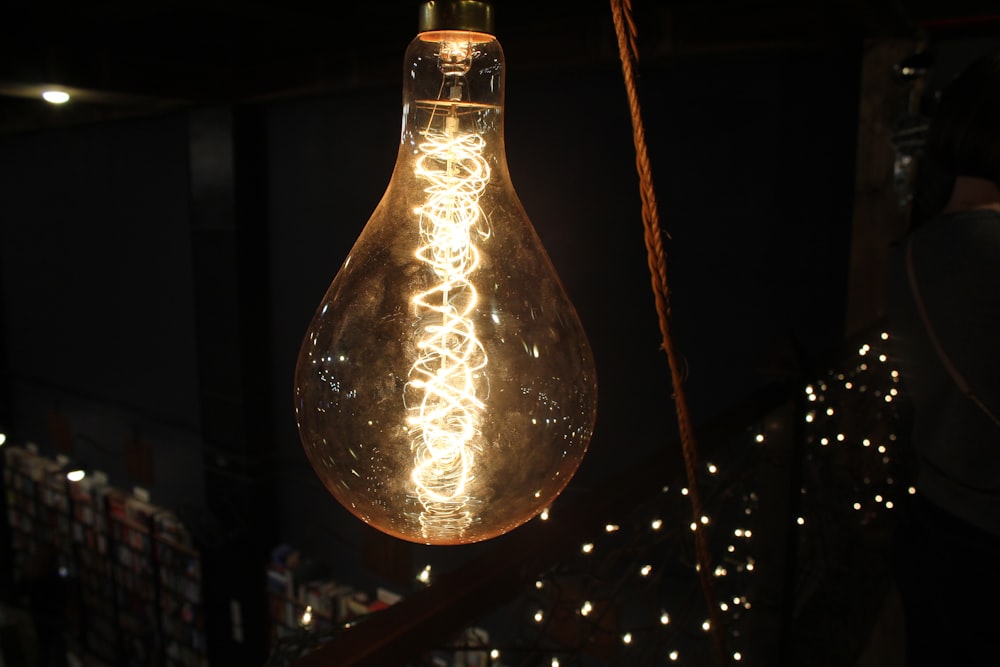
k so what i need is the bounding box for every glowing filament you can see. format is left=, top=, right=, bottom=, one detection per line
left=406, top=107, right=491, bottom=538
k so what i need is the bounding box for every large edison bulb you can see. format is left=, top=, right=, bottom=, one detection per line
left=294, top=1, right=597, bottom=545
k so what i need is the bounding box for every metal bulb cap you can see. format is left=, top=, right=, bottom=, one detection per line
left=419, top=1, right=495, bottom=34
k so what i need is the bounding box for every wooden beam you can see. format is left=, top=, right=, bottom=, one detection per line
left=844, top=38, right=920, bottom=337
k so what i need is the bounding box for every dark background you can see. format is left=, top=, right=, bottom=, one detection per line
left=1, top=1, right=997, bottom=664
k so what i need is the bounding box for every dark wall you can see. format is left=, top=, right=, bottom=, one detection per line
left=0, top=114, right=206, bottom=512
left=0, top=41, right=858, bottom=599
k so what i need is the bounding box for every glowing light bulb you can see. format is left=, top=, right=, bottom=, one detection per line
left=293, top=1, right=597, bottom=545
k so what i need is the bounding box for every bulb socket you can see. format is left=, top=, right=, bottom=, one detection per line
left=419, top=1, right=494, bottom=34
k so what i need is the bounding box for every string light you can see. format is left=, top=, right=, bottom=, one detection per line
left=417, top=334, right=899, bottom=665
left=474, top=427, right=763, bottom=666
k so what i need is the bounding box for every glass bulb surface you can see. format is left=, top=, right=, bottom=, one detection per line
left=294, top=28, right=597, bottom=545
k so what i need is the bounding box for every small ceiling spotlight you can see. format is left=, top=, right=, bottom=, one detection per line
left=42, top=90, right=70, bottom=104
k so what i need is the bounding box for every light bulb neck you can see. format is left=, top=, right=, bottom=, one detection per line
left=399, top=34, right=505, bottom=171
left=419, top=1, right=494, bottom=34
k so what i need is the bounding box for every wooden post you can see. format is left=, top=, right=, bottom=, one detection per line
left=844, top=39, right=920, bottom=338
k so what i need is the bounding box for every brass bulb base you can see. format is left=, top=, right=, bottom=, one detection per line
left=419, top=0, right=495, bottom=34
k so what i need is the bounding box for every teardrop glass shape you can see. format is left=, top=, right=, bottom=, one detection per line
left=294, top=26, right=597, bottom=545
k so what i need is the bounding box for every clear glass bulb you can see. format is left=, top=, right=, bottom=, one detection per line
left=294, top=20, right=597, bottom=545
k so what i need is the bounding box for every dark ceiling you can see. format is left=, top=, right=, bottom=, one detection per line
left=0, top=0, right=997, bottom=135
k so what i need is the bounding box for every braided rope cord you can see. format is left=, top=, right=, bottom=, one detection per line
left=608, top=1, right=726, bottom=663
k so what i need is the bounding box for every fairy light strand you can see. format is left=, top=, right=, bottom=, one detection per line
left=434, top=332, right=900, bottom=664
left=277, top=340, right=902, bottom=666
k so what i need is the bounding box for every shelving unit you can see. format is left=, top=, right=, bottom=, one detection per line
left=5, top=445, right=420, bottom=666
left=35, top=459, right=74, bottom=573
left=265, top=560, right=347, bottom=648
left=3, top=446, right=41, bottom=579
left=154, top=510, right=208, bottom=667
left=265, top=552, right=401, bottom=654
left=2, top=447, right=73, bottom=577
left=69, top=476, right=119, bottom=664
left=2, top=445, right=211, bottom=667
left=106, top=488, right=161, bottom=666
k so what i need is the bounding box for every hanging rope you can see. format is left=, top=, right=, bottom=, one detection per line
left=608, top=0, right=727, bottom=663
